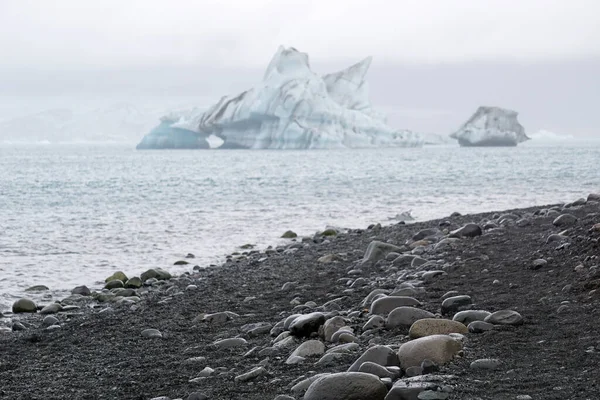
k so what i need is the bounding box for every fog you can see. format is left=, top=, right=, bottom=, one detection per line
left=1, top=0, right=598, bottom=138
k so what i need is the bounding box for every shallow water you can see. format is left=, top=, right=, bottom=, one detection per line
left=1, top=142, right=599, bottom=310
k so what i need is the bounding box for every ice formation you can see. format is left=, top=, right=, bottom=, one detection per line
left=137, top=46, right=422, bottom=150
left=450, top=106, right=529, bottom=147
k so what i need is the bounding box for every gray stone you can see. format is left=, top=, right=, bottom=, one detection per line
left=240, top=322, right=272, bottom=336
left=348, top=345, right=400, bottom=372
left=553, top=214, right=577, bottom=227
left=12, top=322, right=27, bottom=331
left=470, top=358, right=501, bottom=370
left=186, top=393, right=208, bottom=400
left=125, top=277, right=143, bottom=288
left=274, top=396, right=295, bottom=400
left=393, top=254, right=417, bottom=267
left=484, top=310, right=524, bottom=326
left=291, top=374, right=331, bottom=397
left=361, top=289, right=390, bottom=307
left=411, top=257, right=428, bottom=268
left=531, top=259, right=548, bottom=270
left=397, top=335, right=462, bottom=369
left=289, top=312, right=325, bottom=337
left=104, top=280, right=124, bottom=290
left=358, top=361, right=398, bottom=379
left=212, top=337, right=248, bottom=349
left=202, top=312, right=233, bottom=324
left=587, top=193, right=600, bottom=202
left=141, top=328, right=163, bottom=338
left=363, top=315, right=385, bottom=330
left=546, top=234, right=568, bottom=244
left=12, top=298, right=37, bottom=313
left=452, top=310, right=491, bottom=325
left=140, top=268, right=172, bottom=282
left=304, top=372, right=387, bottom=400
left=327, top=343, right=360, bottom=354
left=71, top=285, right=91, bottom=296
left=281, top=230, right=297, bottom=238
left=440, top=295, right=472, bottom=315
left=323, top=316, right=346, bottom=342
left=412, top=228, right=442, bottom=241
left=42, top=316, right=59, bottom=327
left=386, top=307, right=435, bottom=329
left=287, top=340, right=325, bottom=363
left=234, top=366, right=266, bottom=382
left=315, top=352, right=350, bottom=367
left=418, top=391, right=449, bottom=400
left=467, top=321, right=494, bottom=333
left=40, top=303, right=63, bottom=314
left=449, top=224, right=482, bottom=238
left=362, top=241, right=404, bottom=267
left=371, top=296, right=421, bottom=315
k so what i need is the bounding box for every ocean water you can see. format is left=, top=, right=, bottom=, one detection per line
left=1, top=142, right=599, bottom=310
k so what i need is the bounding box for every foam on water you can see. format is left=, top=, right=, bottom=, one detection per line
left=1, top=142, right=599, bottom=309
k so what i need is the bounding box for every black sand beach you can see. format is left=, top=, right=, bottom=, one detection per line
left=1, top=196, right=599, bottom=400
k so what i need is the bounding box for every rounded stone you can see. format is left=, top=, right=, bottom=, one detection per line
left=25, top=285, right=49, bottom=292
left=125, top=277, right=143, bottom=288
left=12, top=298, right=37, bottom=313
left=553, top=214, right=577, bottom=227
left=212, top=337, right=248, bottom=348
left=370, top=296, right=422, bottom=315
left=288, top=340, right=325, bottom=362
left=397, top=334, right=463, bottom=370
left=452, top=310, right=491, bottom=325
left=386, top=307, right=435, bottom=329
left=470, top=358, right=501, bottom=370
left=141, top=328, right=163, bottom=338
left=323, top=316, right=346, bottom=342
left=40, top=303, right=63, bottom=314
left=441, top=295, right=472, bottom=315
left=467, top=321, right=494, bottom=333
left=484, top=310, right=524, bottom=326
left=289, top=312, right=326, bottom=337
left=42, top=315, right=59, bottom=327
left=408, top=318, right=468, bottom=339
left=105, top=271, right=128, bottom=283
left=71, top=285, right=91, bottom=296
left=348, top=345, right=399, bottom=372
left=104, top=280, right=124, bottom=290
left=303, top=372, right=387, bottom=400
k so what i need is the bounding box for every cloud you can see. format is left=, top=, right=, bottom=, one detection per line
left=0, top=0, right=599, bottom=68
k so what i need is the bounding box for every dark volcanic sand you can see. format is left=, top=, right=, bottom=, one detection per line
left=1, top=200, right=599, bottom=400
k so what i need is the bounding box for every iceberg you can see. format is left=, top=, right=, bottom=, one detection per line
left=450, top=106, right=529, bottom=147
left=137, top=46, right=423, bottom=150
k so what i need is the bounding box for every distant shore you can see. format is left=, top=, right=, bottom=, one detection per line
left=1, top=196, right=599, bottom=399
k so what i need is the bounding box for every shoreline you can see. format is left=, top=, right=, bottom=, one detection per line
left=1, top=196, right=599, bottom=399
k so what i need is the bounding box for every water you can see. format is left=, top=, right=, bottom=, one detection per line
left=1, top=142, right=599, bottom=310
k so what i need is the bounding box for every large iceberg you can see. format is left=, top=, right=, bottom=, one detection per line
left=450, top=106, right=529, bottom=147
left=137, top=46, right=423, bottom=149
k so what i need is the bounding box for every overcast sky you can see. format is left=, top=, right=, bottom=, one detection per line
left=0, top=0, right=599, bottom=136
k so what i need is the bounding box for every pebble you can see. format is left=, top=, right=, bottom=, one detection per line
left=287, top=340, right=325, bottom=363
left=361, top=241, right=404, bottom=267
left=141, top=328, right=163, bottom=338
left=288, top=312, right=326, bottom=337
left=186, top=393, right=208, bottom=400
left=12, top=298, right=37, bottom=313
left=323, top=316, right=346, bottom=342
left=25, top=285, right=50, bottom=292
left=531, top=259, right=548, bottom=270
left=484, top=310, right=524, bottom=326
left=105, top=271, right=128, bottom=283
left=348, top=345, right=399, bottom=372
left=470, top=358, right=502, bottom=370
left=357, top=361, right=398, bottom=379
left=234, top=366, right=266, bottom=382
left=449, top=223, right=482, bottom=238
left=363, top=315, right=385, bottom=330
left=370, top=296, right=422, bottom=315
left=40, top=303, right=63, bottom=314
left=467, top=321, right=494, bottom=333
left=397, top=334, right=463, bottom=369
left=212, top=337, right=248, bottom=349
left=303, top=372, right=387, bottom=400
left=125, top=277, right=143, bottom=288
left=441, top=295, right=473, bottom=315
left=291, top=374, right=331, bottom=397
left=408, top=318, right=468, bottom=339
left=553, top=214, right=577, bottom=227
left=452, top=310, right=491, bottom=325
left=42, top=316, right=59, bottom=327
left=71, top=285, right=91, bottom=296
